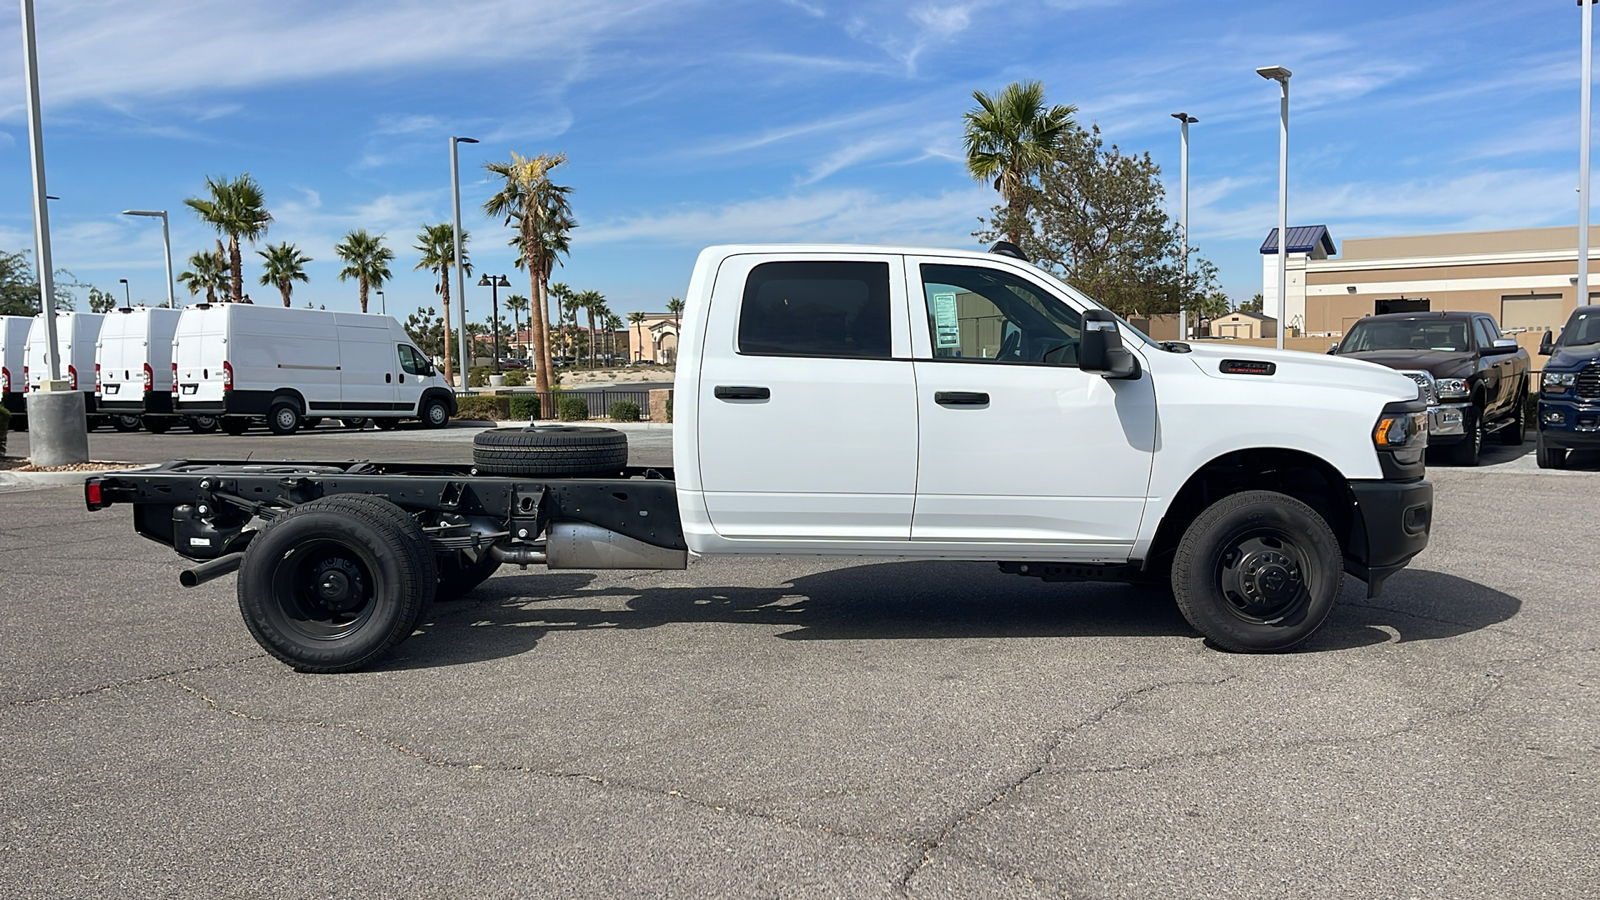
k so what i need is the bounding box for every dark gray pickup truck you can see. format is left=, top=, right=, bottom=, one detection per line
left=1332, top=311, right=1531, bottom=466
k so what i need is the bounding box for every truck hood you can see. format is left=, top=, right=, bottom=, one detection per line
left=1545, top=341, right=1600, bottom=371
left=1177, top=342, right=1420, bottom=401
left=1334, top=349, right=1474, bottom=377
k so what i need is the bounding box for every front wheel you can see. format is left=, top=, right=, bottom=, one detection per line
left=1171, top=490, right=1343, bottom=653
left=1498, top=396, right=1526, bottom=446
left=420, top=396, right=450, bottom=429
left=237, top=495, right=437, bottom=673
left=1440, top=406, right=1483, bottom=467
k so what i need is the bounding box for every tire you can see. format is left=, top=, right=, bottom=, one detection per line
left=221, top=417, right=249, bottom=436
left=1498, top=395, right=1526, bottom=446
left=301, top=417, right=323, bottom=430
left=471, top=425, right=629, bottom=477
left=372, top=418, right=400, bottom=431
left=144, top=417, right=174, bottom=434
left=436, top=553, right=502, bottom=601
left=420, top=396, right=451, bottom=429
left=1441, top=406, right=1483, bottom=467
left=188, top=415, right=219, bottom=434
left=112, top=414, right=142, bottom=432
left=1536, top=435, right=1568, bottom=469
left=1171, top=490, right=1343, bottom=653
left=340, top=417, right=369, bottom=429
left=236, top=494, right=437, bottom=673
left=268, top=401, right=301, bottom=436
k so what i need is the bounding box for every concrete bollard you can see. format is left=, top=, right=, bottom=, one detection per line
left=26, top=388, right=89, bottom=467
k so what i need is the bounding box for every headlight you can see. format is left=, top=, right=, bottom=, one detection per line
left=1543, top=372, right=1576, bottom=393
left=1434, top=377, right=1469, bottom=399
left=1373, top=410, right=1429, bottom=450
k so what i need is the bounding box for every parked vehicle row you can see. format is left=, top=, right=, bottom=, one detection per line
left=2, top=304, right=454, bottom=436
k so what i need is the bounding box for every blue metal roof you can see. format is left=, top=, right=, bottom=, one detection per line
left=1260, top=225, right=1335, bottom=255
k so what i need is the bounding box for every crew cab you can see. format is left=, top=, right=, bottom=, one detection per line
left=1535, top=304, right=1600, bottom=468
left=84, top=243, right=1434, bottom=673
left=1331, top=311, right=1530, bottom=466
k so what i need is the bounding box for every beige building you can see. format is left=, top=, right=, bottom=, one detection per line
left=625, top=314, right=680, bottom=364
left=1267, top=224, right=1595, bottom=338
left=1208, top=310, right=1277, bottom=339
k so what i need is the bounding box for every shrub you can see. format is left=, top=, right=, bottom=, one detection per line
left=455, top=396, right=510, bottom=421
left=509, top=394, right=540, bottom=420
left=502, top=369, right=528, bottom=387
left=557, top=395, right=590, bottom=421
left=609, top=400, right=640, bottom=422
left=467, top=366, right=494, bottom=388
left=665, top=395, right=673, bottom=423
left=0, top=405, right=9, bottom=455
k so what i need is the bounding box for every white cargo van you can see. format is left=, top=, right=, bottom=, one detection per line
left=1, top=315, right=30, bottom=429
left=25, top=311, right=105, bottom=425
left=96, top=306, right=183, bottom=433
left=172, top=303, right=454, bottom=435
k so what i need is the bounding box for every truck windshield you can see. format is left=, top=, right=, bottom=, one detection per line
left=1557, top=308, right=1600, bottom=347
left=1340, top=320, right=1470, bottom=353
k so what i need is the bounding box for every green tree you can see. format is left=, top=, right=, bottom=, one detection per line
left=87, top=287, right=116, bottom=313
left=627, top=310, right=645, bottom=363
left=550, top=283, right=575, bottom=360
left=184, top=174, right=272, bottom=302
left=504, top=293, right=529, bottom=357
left=334, top=229, right=395, bottom=313
left=404, top=306, right=445, bottom=358
left=963, top=81, right=1077, bottom=247
left=257, top=242, right=311, bottom=307
left=0, top=250, right=38, bottom=316
left=178, top=245, right=229, bottom=304
left=1240, top=293, right=1264, bottom=314
left=603, top=311, right=623, bottom=363
left=483, top=151, right=575, bottom=394
left=414, top=223, right=470, bottom=387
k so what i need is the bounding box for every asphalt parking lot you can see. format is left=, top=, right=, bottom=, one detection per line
left=2, top=426, right=1596, bottom=898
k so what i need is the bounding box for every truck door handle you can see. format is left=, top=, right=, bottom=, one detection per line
left=715, top=385, right=770, bottom=400
left=935, top=391, right=989, bottom=407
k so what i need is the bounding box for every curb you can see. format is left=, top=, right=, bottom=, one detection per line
left=0, top=463, right=158, bottom=492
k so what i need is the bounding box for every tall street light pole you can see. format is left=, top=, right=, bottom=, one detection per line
left=1171, top=112, right=1198, bottom=341
left=479, top=274, right=510, bottom=373
left=1257, top=65, right=1292, bottom=351
left=450, top=135, right=478, bottom=393
left=122, top=210, right=174, bottom=307
left=21, top=0, right=60, bottom=383
left=118, top=278, right=130, bottom=307
left=1581, top=0, right=1595, bottom=311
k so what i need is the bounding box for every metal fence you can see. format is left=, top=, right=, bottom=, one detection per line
left=523, top=389, right=655, bottom=421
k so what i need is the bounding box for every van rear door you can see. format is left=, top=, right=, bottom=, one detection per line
left=174, top=306, right=227, bottom=406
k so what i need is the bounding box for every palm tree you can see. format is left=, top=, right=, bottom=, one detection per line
left=414, top=223, right=471, bottom=388
left=548, top=282, right=572, bottom=362
left=560, top=288, right=583, bottom=363
left=184, top=174, right=273, bottom=302
left=962, top=81, right=1077, bottom=246
left=577, top=290, right=606, bottom=368
left=256, top=242, right=311, bottom=307
left=628, top=311, right=646, bottom=362
left=665, top=298, right=686, bottom=364
left=177, top=247, right=229, bottom=304
left=504, top=294, right=529, bottom=358
left=603, top=311, right=624, bottom=365
left=482, top=151, right=575, bottom=394
left=333, top=230, right=395, bottom=313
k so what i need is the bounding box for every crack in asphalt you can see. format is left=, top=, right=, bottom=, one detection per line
left=7, top=654, right=266, bottom=708
left=163, top=676, right=914, bottom=852
left=891, top=675, right=1237, bottom=897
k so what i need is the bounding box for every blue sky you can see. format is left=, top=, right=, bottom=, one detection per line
left=0, top=0, right=1592, bottom=322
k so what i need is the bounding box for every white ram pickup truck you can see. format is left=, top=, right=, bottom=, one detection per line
left=87, top=243, right=1433, bottom=672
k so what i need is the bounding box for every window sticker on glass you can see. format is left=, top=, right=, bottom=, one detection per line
left=932, top=291, right=960, bottom=348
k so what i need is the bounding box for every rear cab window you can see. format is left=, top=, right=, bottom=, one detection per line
left=737, top=261, right=893, bottom=359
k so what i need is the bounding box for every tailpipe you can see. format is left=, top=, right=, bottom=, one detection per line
left=545, top=521, right=687, bottom=570
left=180, top=551, right=244, bottom=588
left=488, top=544, right=548, bottom=567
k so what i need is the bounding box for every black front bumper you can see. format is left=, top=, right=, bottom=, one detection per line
left=1344, top=479, right=1433, bottom=597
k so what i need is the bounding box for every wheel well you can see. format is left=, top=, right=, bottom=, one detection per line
left=419, top=388, right=454, bottom=416
left=1144, top=448, right=1355, bottom=577
left=270, top=390, right=306, bottom=415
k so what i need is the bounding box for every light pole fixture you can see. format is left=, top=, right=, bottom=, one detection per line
left=118, top=278, right=130, bottom=307
left=376, top=290, right=385, bottom=316
left=21, top=0, right=61, bottom=384
left=1171, top=112, right=1198, bottom=341
left=478, top=273, right=511, bottom=373
left=1580, top=1, right=1596, bottom=310
left=1257, top=65, right=1292, bottom=350
left=450, top=135, right=479, bottom=393
left=122, top=209, right=175, bottom=307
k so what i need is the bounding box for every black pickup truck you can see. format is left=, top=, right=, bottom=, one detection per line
left=1535, top=304, right=1600, bottom=468
left=1331, top=311, right=1531, bottom=466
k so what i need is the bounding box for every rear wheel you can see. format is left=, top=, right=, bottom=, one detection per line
left=268, top=401, right=301, bottom=436
left=1536, top=435, right=1568, bottom=469
left=112, top=414, right=142, bottom=432
left=1498, top=395, right=1526, bottom=446
left=188, top=415, right=219, bottom=434
left=237, top=495, right=437, bottom=673
left=1171, top=490, right=1342, bottom=653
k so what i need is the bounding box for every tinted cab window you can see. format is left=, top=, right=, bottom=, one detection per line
left=398, top=344, right=431, bottom=375
left=738, top=261, right=892, bottom=359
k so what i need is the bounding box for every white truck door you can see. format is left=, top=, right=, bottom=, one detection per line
left=395, top=343, right=432, bottom=412
left=696, top=253, right=918, bottom=540
left=906, top=257, right=1156, bottom=552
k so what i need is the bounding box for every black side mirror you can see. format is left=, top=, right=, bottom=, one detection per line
left=1326, top=341, right=1339, bottom=355
left=1539, top=331, right=1553, bottom=356
left=1079, top=309, right=1140, bottom=380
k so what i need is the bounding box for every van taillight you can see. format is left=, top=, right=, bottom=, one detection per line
left=94, top=362, right=102, bottom=393
left=68, top=365, right=78, bottom=391
left=222, top=360, right=233, bottom=391
left=142, top=362, right=154, bottom=392
left=1, top=366, right=8, bottom=393
left=171, top=362, right=179, bottom=394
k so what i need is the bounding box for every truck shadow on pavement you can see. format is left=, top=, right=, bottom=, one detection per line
left=386, top=562, right=1520, bottom=671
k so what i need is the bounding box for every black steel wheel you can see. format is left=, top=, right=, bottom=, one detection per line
left=1172, top=490, right=1342, bottom=653
left=471, top=425, right=628, bottom=477
left=268, top=401, right=301, bottom=436
left=112, top=414, right=142, bottom=432
left=1441, top=406, right=1482, bottom=466
left=237, top=494, right=437, bottom=673
left=188, top=415, right=219, bottom=434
